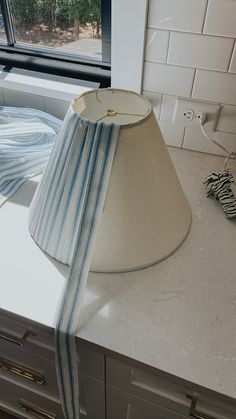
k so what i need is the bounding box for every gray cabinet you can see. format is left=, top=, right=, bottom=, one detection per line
left=0, top=411, right=16, bottom=419
left=0, top=309, right=105, bottom=419
left=0, top=373, right=105, bottom=419
left=106, top=357, right=236, bottom=419
left=0, top=309, right=236, bottom=419
left=79, top=375, right=105, bottom=419
left=107, top=386, right=187, bottom=419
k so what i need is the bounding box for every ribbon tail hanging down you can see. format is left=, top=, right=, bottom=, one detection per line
left=54, top=119, right=119, bottom=419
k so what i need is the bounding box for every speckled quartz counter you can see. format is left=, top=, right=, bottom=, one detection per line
left=0, top=148, right=235, bottom=402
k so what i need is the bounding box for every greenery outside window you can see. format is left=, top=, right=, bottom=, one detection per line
left=0, top=0, right=111, bottom=86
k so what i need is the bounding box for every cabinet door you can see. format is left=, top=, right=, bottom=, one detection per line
left=80, top=374, right=105, bottom=419
left=107, top=386, right=187, bottom=419
left=106, top=357, right=236, bottom=419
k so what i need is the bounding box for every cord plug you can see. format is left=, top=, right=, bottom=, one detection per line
left=197, top=112, right=208, bottom=125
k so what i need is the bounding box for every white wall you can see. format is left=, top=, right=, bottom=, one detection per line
left=111, top=0, right=148, bottom=93
left=143, top=0, right=236, bottom=156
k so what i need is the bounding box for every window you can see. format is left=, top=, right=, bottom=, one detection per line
left=0, top=7, right=6, bottom=42
left=0, top=0, right=111, bottom=86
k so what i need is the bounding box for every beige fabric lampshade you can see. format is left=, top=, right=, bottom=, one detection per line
left=27, top=89, right=192, bottom=418
left=72, top=89, right=191, bottom=272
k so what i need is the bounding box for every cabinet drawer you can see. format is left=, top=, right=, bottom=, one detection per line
left=0, top=376, right=63, bottom=419
left=0, top=341, right=105, bottom=400
left=107, top=358, right=236, bottom=419
left=107, top=386, right=187, bottom=419
left=0, top=310, right=105, bottom=382
left=0, top=313, right=54, bottom=360
left=0, top=339, right=59, bottom=396
left=0, top=374, right=105, bottom=419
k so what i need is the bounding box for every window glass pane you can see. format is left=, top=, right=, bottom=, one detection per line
left=9, top=0, right=102, bottom=59
left=0, top=6, right=7, bottom=43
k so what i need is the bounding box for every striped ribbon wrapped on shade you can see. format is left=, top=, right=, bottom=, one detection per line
left=0, top=106, right=62, bottom=206
left=0, top=103, right=119, bottom=418
left=29, top=106, right=120, bottom=419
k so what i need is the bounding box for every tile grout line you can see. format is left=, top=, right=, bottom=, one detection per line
left=166, top=30, right=171, bottom=64
left=159, top=93, right=164, bottom=120
left=190, top=69, right=196, bottom=99
left=146, top=28, right=235, bottom=41
left=144, top=59, right=235, bottom=76
left=181, top=127, right=186, bottom=149
left=227, top=39, right=236, bottom=73
left=202, top=0, right=209, bottom=34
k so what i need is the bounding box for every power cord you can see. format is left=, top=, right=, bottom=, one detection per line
left=201, top=113, right=236, bottom=218
left=198, top=113, right=236, bottom=170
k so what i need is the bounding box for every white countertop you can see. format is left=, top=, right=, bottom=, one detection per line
left=0, top=148, right=236, bottom=400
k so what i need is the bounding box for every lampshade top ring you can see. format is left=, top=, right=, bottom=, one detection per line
left=71, top=88, right=152, bottom=126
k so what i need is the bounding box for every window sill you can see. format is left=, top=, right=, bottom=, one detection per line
left=0, top=68, right=95, bottom=102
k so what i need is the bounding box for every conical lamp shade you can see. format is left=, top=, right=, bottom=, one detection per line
left=29, top=89, right=191, bottom=272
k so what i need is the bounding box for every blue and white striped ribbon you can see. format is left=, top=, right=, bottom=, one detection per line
left=28, top=107, right=120, bottom=418
left=0, top=104, right=119, bottom=418
left=0, top=106, right=62, bottom=206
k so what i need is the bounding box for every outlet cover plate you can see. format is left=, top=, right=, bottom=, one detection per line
left=174, top=98, right=221, bottom=130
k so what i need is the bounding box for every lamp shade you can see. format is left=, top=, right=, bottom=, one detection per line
left=29, top=88, right=191, bottom=272
left=28, top=89, right=192, bottom=418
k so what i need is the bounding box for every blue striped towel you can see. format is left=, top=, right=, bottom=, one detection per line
left=28, top=107, right=120, bottom=418
left=0, top=106, right=62, bottom=206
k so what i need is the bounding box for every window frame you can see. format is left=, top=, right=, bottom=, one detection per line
left=0, top=0, right=111, bottom=87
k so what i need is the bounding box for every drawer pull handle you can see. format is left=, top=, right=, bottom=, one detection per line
left=0, top=357, right=45, bottom=385
left=0, top=333, right=23, bottom=346
left=0, top=330, right=31, bottom=346
left=19, top=400, right=57, bottom=419
left=187, top=395, right=215, bottom=419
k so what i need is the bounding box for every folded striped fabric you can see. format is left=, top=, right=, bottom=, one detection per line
left=29, top=107, right=120, bottom=418
left=0, top=106, right=62, bottom=206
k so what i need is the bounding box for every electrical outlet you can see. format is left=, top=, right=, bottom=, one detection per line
left=174, top=98, right=221, bottom=130
left=183, top=110, right=194, bottom=121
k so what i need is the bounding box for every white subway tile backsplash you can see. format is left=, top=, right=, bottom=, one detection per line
left=160, top=95, right=177, bottom=122
left=2, top=89, right=44, bottom=110
left=158, top=120, right=185, bottom=147
left=204, top=0, right=236, bottom=38
left=148, top=0, right=207, bottom=33
left=143, top=62, right=195, bottom=97
left=145, top=29, right=169, bottom=63
left=183, top=126, right=236, bottom=156
left=44, top=97, right=70, bottom=120
left=192, top=70, right=236, bottom=106
left=229, top=42, right=236, bottom=73
left=145, top=0, right=236, bottom=156
left=142, top=91, right=162, bottom=119
left=217, top=105, right=236, bottom=134
left=168, top=32, right=234, bottom=72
